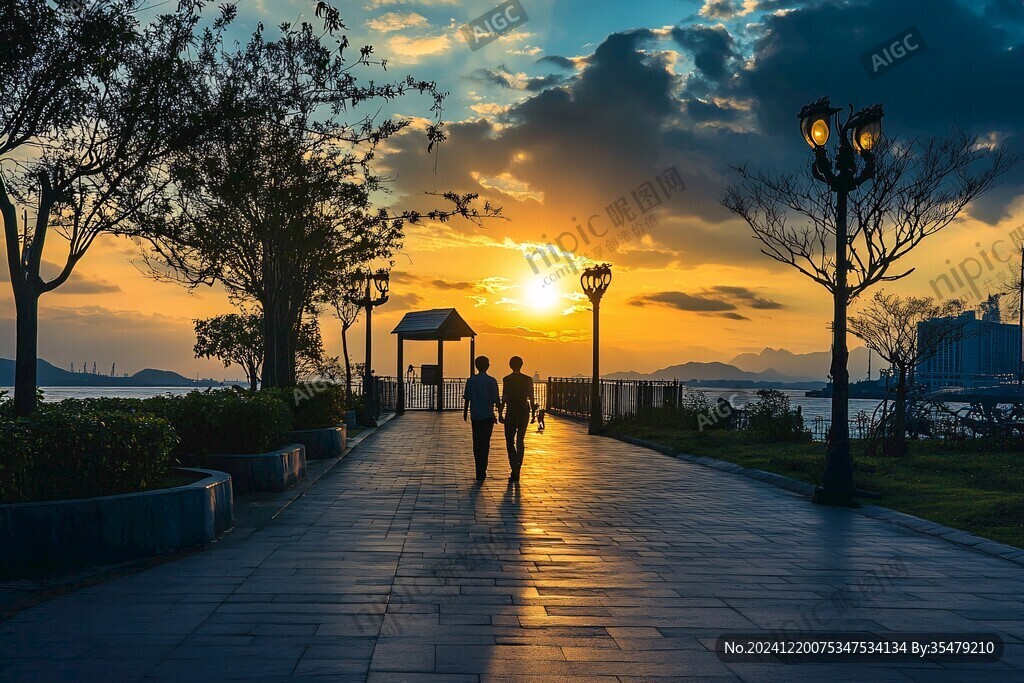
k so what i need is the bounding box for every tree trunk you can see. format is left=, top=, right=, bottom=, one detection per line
left=342, top=323, right=352, bottom=405
left=261, top=294, right=298, bottom=388
left=13, top=288, right=40, bottom=417
left=886, top=365, right=909, bottom=457
left=818, top=188, right=855, bottom=505
left=246, top=359, right=258, bottom=391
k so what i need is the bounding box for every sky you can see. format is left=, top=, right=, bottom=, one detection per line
left=3, top=0, right=1024, bottom=381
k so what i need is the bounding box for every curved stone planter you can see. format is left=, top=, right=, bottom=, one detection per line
left=0, top=468, right=233, bottom=577
left=283, top=426, right=346, bottom=460
left=206, top=444, right=306, bottom=494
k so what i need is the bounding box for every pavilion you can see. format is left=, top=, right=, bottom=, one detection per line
left=391, top=308, right=477, bottom=413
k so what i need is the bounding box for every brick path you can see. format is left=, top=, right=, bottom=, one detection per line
left=1, top=412, right=1023, bottom=681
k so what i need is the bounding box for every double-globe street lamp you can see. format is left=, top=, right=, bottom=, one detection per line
left=798, top=96, right=883, bottom=506
left=581, top=263, right=612, bottom=434
left=346, top=269, right=390, bottom=424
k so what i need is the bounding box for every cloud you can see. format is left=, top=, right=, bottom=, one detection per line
left=366, top=11, right=429, bottom=33
left=536, top=55, right=576, bottom=70
left=628, top=285, right=782, bottom=319
left=670, top=24, right=741, bottom=83
left=386, top=34, right=453, bottom=62
left=629, top=291, right=737, bottom=312
left=363, top=0, right=457, bottom=8
left=467, top=65, right=569, bottom=92
left=471, top=171, right=544, bottom=202
left=698, top=0, right=756, bottom=21
left=0, top=261, right=121, bottom=295
left=508, top=45, right=542, bottom=56
left=706, top=285, right=784, bottom=309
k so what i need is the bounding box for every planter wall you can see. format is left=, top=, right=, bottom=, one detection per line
left=205, top=444, right=306, bottom=494
left=0, top=468, right=233, bottom=577
left=283, top=426, right=346, bottom=460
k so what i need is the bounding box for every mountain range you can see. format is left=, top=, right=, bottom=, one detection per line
left=605, top=347, right=872, bottom=385
left=0, top=358, right=221, bottom=388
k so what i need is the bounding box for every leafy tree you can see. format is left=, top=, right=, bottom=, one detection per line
left=0, top=0, right=226, bottom=416
left=141, top=3, right=499, bottom=389
left=849, top=292, right=968, bottom=456
left=194, top=312, right=324, bottom=390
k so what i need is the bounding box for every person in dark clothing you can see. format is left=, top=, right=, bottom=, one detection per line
left=463, top=356, right=500, bottom=480
left=499, top=356, right=534, bottom=482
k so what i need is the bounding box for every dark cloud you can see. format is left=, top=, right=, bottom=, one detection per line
left=706, top=285, right=784, bottom=309
left=629, top=291, right=737, bottom=312
left=382, top=0, right=1024, bottom=275
left=670, top=24, right=740, bottom=83
left=467, top=66, right=568, bottom=92
left=535, top=55, right=575, bottom=70
left=628, top=285, right=781, bottom=318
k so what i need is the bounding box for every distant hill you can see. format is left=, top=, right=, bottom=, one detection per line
left=728, top=347, right=871, bottom=381
left=604, top=346, right=875, bottom=386
left=0, top=358, right=221, bottom=387
left=604, top=360, right=814, bottom=385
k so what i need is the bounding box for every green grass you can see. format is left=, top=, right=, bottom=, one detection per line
left=608, top=421, right=1024, bottom=549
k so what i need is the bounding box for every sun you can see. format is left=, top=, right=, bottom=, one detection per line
left=524, top=278, right=560, bottom=312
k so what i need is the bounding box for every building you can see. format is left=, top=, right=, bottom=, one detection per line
left=916, top=310, right=1022, bottom=390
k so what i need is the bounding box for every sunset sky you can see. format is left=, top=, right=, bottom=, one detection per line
left=3, top=0, right=1024, bottom=381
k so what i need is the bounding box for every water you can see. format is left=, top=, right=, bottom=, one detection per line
left=0, top=387, right=224, bottom=402
left=693, top=387, right=886, bottom=423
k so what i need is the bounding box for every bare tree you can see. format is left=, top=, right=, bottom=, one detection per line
left=849, top=292, right=968, bottom=456
left=724, top=129, right=1015, bottom=497
left=997, top=245, right=1023, bottom=384
left=331, top=294, right=362, bottom=406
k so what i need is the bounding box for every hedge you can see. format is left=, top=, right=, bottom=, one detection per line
left=0, top=404, right=177, bottom=504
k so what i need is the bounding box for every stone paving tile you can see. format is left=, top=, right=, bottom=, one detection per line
left=1, top=412, right=1023, bottom=681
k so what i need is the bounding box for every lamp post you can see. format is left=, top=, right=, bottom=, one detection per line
left=798, top=96, right=883, bottom=506
left=346, top=269, right=390, bottom=424
left=581, top=263, right=612, bottom=434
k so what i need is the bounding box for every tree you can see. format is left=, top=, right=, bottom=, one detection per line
left=140, top=3, right=499, bottom=389
left=723, top=130, right=1016, bottom=498
left=194, top=312, right=324, bottom=390
left=849, top=292, right=968, bottom=456
left=997, top=245, right=1024, bottom=384
left=328, top=288, right=362, bottom=405
left=0, top=0, right=224, bottom=416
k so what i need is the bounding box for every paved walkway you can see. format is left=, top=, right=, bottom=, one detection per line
left=1, top=413, right=1023, bottom=682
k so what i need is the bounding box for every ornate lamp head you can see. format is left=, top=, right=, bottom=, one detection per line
left=372, top=269, right=390, bottom=298
left=798, top=96, right=841, bottom=149
left=849, top=103, right=884, bottom=153
left=581, top=263, right=613, bottom=304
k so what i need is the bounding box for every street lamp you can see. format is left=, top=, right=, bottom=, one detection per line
left=581, top=263, right=612, bottom=434
left=346, top=268, right=390, bottom=424
left=798, top=96, right=883, bottom=507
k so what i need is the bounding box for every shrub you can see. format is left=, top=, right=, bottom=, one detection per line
left=0, top=405, right=177, bottom=504
left=280, top=382, right=354, bottom=430
left=744, top=389, right=811, bottom=443
left=145, top=390, right=292, bottom=455
left=625, top=390, right=733, bottom=432
left=58, top=390, right=293, bottom=455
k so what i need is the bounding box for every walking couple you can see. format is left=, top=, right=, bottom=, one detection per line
left=462, top=356, right=537, bottom=482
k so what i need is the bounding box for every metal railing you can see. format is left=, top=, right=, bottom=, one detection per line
left=546, top=377, right=688, bottom=421
left=360, top=376, right=547, bottom=412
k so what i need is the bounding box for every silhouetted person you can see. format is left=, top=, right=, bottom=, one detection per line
left=500, top=356, right=534, bottom=482
left=533, top=404, right=546, bottom=432
left=464, top=356, right=500, bottom=481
